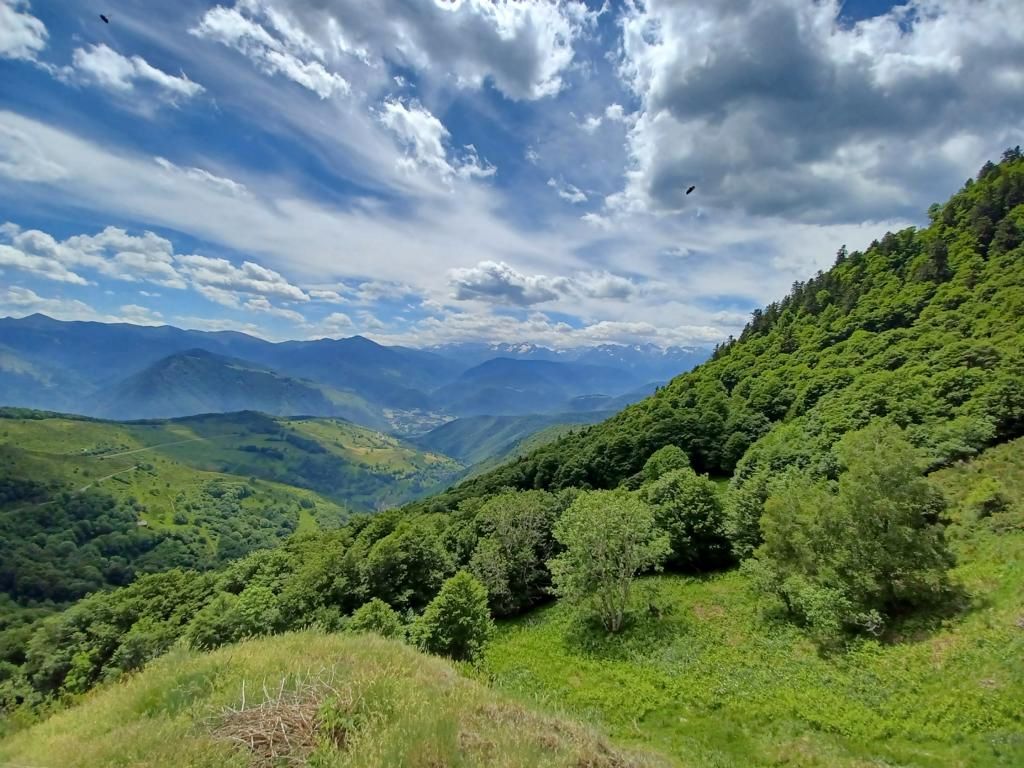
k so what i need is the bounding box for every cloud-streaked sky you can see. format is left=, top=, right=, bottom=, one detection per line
left=1, top=0, right=1021, bottom=347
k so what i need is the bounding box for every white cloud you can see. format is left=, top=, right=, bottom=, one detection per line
left=368, top=306, right=721, bottom=349
left=155, top=157, right=248, bottom=196
left=0, top=0, right=46, bottom=62
left=0, top=121, right=66, bottom=181
left=317, top=311, right=355, bottom=337
left=0, top=286, right=95, bottom=320
left=70, top=44, right=204, bottom=101
left=353, top=280, right=413, bottom=303
left=0, top=242, right=88, bottom=284
left=308, top=288, right=347, bottom=303
left=379, top=99, right=494, bottom=182
left=0, top=223, right=186, bottom=288
left=604, top=103, right=626, bottom=122
left=525, top=146, right=540, bottom=164
left=449, top=260, right=569, bottom=306
left=580, top=114, right=603, bottom=134
left=177, top=254, right=309, bottom=303
left=244, top=296, right=306, bottom=323
left=245, top=0, right=596, bottom=101
left=118, top=303, right=164, bottom=326
left=191, top=4, right=349, bottom=99
left=547, top=177, right=587, bottom=204
left=448, top=260, right=639, bottom=306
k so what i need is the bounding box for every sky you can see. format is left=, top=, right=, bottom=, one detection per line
left=0, top=0, right=1021, bottom=349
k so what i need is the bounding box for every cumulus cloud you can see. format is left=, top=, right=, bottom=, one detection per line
left=547, top=177, right=587, bottom=203
left=0, top=223, right=186, bottom=288
left=244, top=296, right=306, bottom=323
left=308, top=288, right=347, bottom=303
left=0, top=0, right=47, bottom=61
left=379, top=99, right=494, bottom=182
left=191, top=3, right=349, bottom=99
left=580, top=114, right=603, bottom=134
left=613, top=0, right=1024, bottom=222
left=70, top=44, right=203, bottom=101
left=155, top=157, right=248, bottom=197
left=318, top=311, right=355, bottom=337
left=449, top=260, right=569, bottom=306
left=0, top=286, right=95, bottom=320
left=448, top=260, right=639, bottom=306
left=177, top=253, right=309, bottom=303
left=228, top=0, right=596, bottom=101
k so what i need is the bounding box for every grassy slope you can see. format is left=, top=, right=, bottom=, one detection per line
left=0, top=413, right=347, bottom=530
left=0, top=632, right=665, bottom=768
left=481, top=438, right=1024, bottom=767
left=0, top=410, right=463, bottom=514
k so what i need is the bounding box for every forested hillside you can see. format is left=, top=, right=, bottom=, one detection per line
left=416, top=149, right=1024, bottom=510
left=2, top=153, right=1023, bottom=766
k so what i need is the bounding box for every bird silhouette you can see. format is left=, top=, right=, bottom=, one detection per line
left=99, top=14, right=110, bottom=23
left=686, top=185, right=696, bottom=195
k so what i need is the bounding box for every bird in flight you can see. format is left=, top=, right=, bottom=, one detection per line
left=686, top=185, right=696, bottom=195
left=99, top=14, right=110, bottom=23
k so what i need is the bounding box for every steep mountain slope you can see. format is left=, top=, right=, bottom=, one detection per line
left=415, top=150, right=1024, bottom=509
left=412, top=411, right=613, bottom=465
left=481, top=436, right=1024, bottom=767
left=431, top=358, right=644, bottom=416
left=89, top=348, right=383, bottom=425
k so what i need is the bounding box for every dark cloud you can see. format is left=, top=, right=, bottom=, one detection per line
left=615, top=0, right=1024, bottom=222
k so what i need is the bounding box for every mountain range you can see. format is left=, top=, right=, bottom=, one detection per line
left=0, top=314, right=709, bottom=430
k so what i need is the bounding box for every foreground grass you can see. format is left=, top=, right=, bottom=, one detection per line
left=0, top=632, right=664, bottom=768
left=482, top=441, right=1024, bottom=767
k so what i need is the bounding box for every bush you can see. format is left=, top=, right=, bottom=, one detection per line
left=962, top=476, right=1012, bottom=521
left=348, top=598, right=405, bottom=639
left=412, top=571, right=493, bottom=661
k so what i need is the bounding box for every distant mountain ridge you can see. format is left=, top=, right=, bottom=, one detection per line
left=0, top=314, right=711, bottom=428
left=87, top=348, right=384, bottom=426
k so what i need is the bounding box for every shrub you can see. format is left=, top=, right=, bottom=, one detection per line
left=348, top=598, right=404, bottom=639
left=962, top=476, right=1012, bottom=521
left=412, top=572, right=493, bottom=661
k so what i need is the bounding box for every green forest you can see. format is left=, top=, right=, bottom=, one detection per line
left=1, top=151, right=1023, bottom=767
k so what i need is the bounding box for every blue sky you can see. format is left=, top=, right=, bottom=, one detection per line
left=0, top=0, right=1021, bottom=347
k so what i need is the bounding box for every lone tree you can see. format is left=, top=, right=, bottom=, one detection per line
left=749, top=421, right=954, bottom=639
left=413, top=571, right=494, bottom=661
left=548, top=489, right=669, bottom=633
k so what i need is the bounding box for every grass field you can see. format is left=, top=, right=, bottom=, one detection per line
left=0, top=410, right=464, bottom=515
left=0, top=632, right=665, bottom=768
left=480, top=439, right=1024, bottom=767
